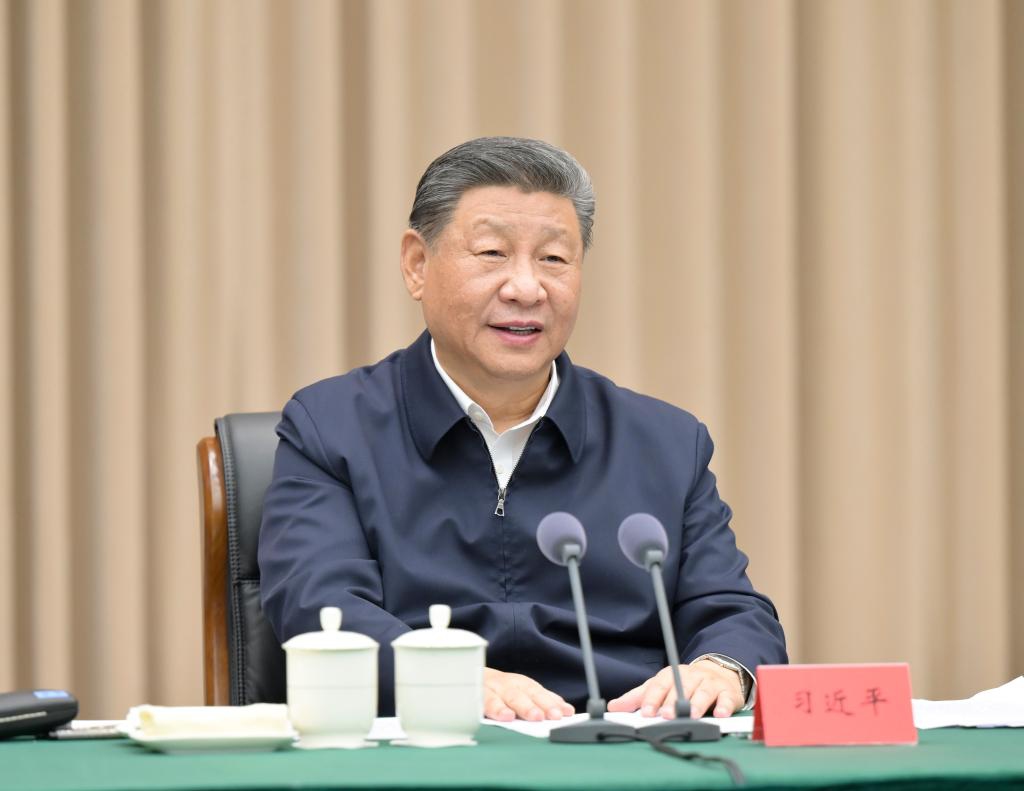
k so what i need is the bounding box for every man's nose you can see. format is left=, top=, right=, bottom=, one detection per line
left=499, top=256, right=546, bottom=304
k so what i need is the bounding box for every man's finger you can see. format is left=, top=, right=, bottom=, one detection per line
left=711, top=688, right=744, bottom=718
left=686, top=676, right=717, bottom=718
left=638, top=670, right=675, bottom=717
left=528, top=687, right=574, bottom=719
left=503, top=686, right=548, bottom=721
left=483, top=690, right=516, bottom=722
left=659, top=677, right=679, bottom=718
left=607, top=682, right=646, bottom=713
left=691, top=679, right=743, bottom=719
left=482, top=668, right=574, bottom=720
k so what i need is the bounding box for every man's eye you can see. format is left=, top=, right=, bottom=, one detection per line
left=543, top=255, right=567, bottom=264
left=478, top=249, right=504, bottom=257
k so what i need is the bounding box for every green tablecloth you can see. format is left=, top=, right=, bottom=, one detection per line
left=2, top=725, right=1023, bottom=791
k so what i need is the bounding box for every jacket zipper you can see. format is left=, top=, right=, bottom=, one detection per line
left=469, top=418, right=544, bottom=518
left=494, top=419, right=543, bottom=517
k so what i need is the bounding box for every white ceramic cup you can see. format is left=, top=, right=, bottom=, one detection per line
left=283, top=606, right=379, bottom=749
left=392, top=604, right=486, bottom=747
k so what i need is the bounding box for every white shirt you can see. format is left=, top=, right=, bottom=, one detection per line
left=431, top=339, right=558, bottom=491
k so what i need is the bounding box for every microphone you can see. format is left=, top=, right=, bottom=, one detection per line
left=618, top=513, right=720, bottom=742
left=536, top=512, right=635, bottom=743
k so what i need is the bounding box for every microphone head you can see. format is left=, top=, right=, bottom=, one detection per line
left=617, top=513, right=669, bottom=568
left=536, top=512, right=587, bottom=566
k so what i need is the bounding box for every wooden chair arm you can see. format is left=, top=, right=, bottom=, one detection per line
left=197, top=435, right=231, bottom=705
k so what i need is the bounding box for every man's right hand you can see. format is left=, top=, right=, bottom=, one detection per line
left=483, top=668, right=575, bottom=721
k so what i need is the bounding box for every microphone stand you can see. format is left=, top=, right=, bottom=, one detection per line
left=637, top=548, right=720, bottom=743
left=549, top=543, right=636, bottom=743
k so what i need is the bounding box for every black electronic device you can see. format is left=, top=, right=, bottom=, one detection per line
left=0, top=689, right=78, bottom=739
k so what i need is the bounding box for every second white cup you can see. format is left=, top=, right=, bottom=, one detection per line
left=392, top=604, right=487, bottom=747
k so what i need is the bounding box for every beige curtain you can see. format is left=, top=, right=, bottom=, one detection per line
left=1, top=0, right=1021, bottom=718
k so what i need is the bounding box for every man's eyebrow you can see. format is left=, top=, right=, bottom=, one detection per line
left=538, top=225, right=571, bottom=241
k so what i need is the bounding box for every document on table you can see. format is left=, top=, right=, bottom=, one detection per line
left=912, top=676, right=1024, bottom=729
left=368, top=712, right=753, bottom=741
left=485, top=710, right=755, bottom=738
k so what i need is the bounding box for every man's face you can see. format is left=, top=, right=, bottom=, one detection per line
left=401, top=185, right=583, bottom=393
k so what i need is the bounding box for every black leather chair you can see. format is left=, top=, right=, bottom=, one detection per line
left=197, top=412, right=285, bottom=705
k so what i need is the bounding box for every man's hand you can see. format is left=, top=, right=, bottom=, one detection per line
left=483, top=668, right=576, bottom=722
left=606, top=659, right=744, bottom=719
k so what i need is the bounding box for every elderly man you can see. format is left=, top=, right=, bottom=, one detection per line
left=259, top=137, right=787, bottom=722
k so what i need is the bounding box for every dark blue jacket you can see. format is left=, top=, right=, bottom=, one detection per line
left=259, top=330, right=787, bottom=714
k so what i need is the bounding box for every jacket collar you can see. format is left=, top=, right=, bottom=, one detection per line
left=401, top=330, right=585, bottom=463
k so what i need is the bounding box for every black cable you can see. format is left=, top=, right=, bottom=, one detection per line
left=594, top=732, right=747, bottom=787
left=647, top=734, right=747, bottom=787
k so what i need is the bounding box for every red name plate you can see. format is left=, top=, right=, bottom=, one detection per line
left=752, top=663, right=917, bottom=746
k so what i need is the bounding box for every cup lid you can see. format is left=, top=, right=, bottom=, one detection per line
left=391, top=604, right=487, bottom=649
left=282, top=607, right=378, bottom=651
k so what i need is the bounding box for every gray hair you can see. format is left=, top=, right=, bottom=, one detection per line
left=409, top=136, right=595, bottom=251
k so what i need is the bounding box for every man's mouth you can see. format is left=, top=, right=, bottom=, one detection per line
left=490, top=323, right=542, bottom=336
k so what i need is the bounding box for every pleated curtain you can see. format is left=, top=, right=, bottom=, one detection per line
left=1, top=0, right=1021, bottom=718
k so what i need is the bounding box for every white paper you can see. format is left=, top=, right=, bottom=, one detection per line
left=483, top=710, right=754, bottom=739
left=68, top=720, right=126, bottom=730
left=912, top=676, right=1024, bottom=729
left=367, top=712, right=753, bottom=741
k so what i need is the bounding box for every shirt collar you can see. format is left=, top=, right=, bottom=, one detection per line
left=401, top=330, right=585, bottom=462
left=430, top=338, right=559, bottom=433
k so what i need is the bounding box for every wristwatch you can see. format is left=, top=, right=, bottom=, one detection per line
left=692, top=653, right=752, bottom=701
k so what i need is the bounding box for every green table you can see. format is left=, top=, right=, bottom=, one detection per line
left=2, top=725, right=1023, bottom=791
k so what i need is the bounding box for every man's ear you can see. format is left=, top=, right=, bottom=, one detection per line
left=400, top=229, right=429, bottom=301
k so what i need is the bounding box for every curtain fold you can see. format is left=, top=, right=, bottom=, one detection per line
left=2, top=0, right=1020, bottom=717
left=0, top=0, right=14, bottom=689
left=11, top=0, right=73, bottom=691
left=1008, top=0, right=1024, bottom=684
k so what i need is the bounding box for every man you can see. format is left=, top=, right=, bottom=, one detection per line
left=259, top=137, right=787, bottom=722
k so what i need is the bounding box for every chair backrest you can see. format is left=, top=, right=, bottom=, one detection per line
left=197, top=412, right=284, bottom=705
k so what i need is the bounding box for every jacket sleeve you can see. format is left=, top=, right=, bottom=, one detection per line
left=258, top=396, right=411, bottom=714
left=672, top=422, right=788, bottom=676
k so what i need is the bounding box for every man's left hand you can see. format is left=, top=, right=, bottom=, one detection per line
left=606, top=659, right=744, bottom=719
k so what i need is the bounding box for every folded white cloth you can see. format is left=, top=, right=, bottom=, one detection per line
left=128, top=704, right=293, bottom=736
